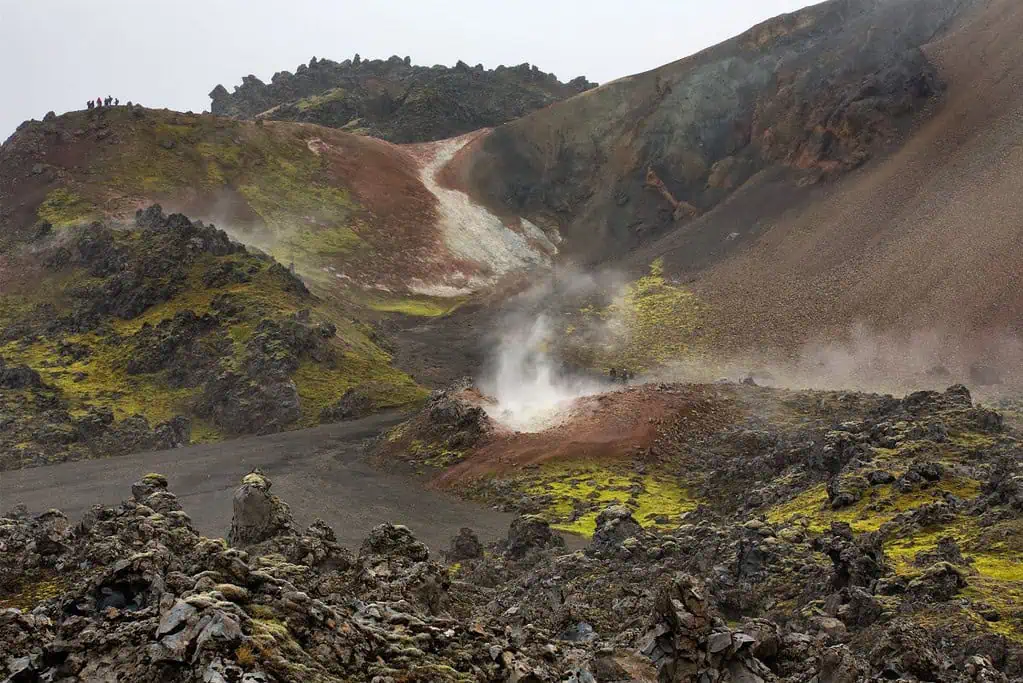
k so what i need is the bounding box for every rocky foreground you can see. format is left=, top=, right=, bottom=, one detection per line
left=4, top=389, right=1023, bottom=682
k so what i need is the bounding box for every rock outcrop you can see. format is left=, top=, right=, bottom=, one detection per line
left=210, top=55, right=595, bottom=143
left=0, top=207, right=382, bottom=468
left=227, top=470, right=299, bottom=547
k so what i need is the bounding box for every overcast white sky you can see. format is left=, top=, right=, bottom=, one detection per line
left=1, top=0, right=817, bottom=141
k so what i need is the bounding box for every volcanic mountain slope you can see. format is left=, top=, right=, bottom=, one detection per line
left=0, top=205, right=423, bottom=470
left=0, top=107, right=556, bottom=298
left=460, top=0, right=970, bottom=262
left=0, top=103, right=569, bottom=462
left=452, top=0, right=1023, bottom=377
left=210, top=55, right=595, bottom=143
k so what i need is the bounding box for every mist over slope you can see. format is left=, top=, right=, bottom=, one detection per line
left=429, top=0, right=1023, bottom=388
left=0, top=108, right=555, bottom=298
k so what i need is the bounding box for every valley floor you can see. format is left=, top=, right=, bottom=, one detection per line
left=0, top=411, right=513, bottom=550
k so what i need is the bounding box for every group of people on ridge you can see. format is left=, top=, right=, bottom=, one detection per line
left=86, top=96, right=121, bottom=110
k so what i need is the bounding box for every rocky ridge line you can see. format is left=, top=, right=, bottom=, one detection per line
left=210, top=55, right=595, bottom=143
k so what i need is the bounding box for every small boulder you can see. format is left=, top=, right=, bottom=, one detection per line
left=132, top=473, right=169, bottom=502
left=360, top=523, right=429, bottom=562
left=590, top=505, right=643, bottom=552
left=505, top=515, right=565, bottom=560
left=0, top=357, right=42, bottom=389
left=908, top=561, right=968, bottom=601
left=227, top=469, right=297, bottom=547
left=446, top=527, right=483, bottom=561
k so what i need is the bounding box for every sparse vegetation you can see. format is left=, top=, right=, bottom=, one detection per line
left=36, top=188, right=98, bottom=227
left=294, top=88, right=348, bottom=112
left=566, top=258, right=706, bottom=372
left=0, top=208, right=425, bottom=466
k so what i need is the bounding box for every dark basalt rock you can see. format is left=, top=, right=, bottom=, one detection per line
left=505, top=515, right=565, bottom=560
left=0, top=356, right=42, bottom=389
left=319, top=387, right=372, bottom=424
left=445, top=527, right=483, bottom=562
left=227, top=469, right=297, bottom=547
left=1, top=452, right=1022, bottom=682
left=209, top=56, right=595, bottom=144
left=195, top=369, right=301, bottom=436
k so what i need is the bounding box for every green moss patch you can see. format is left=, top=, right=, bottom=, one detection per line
left=766, top=477, right=981, bottom=533
left=295, top=88, right=348, bottom=112
left=522, top=462, right=695, bottom=536
left=0, top=572, right=73, bottom=611
left=367, top=295, right=465, bottom=317
left=566, top=258, right=706, bottom=372
left=0, top=217, right=426, bottom=462
left=36, top=188, right=98, bottom=227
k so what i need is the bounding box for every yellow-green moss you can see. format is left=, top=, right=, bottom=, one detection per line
left=948, top=431, right=998, bottom=450
left=407, top=439, right=467, bottom=467
left=571, top=258, right=705, bottom=372
left=524, top=463, right=695, bottom=537
left=367, top=295, right=465, bottom=317
left=403, top=663, right=475, bottom=682
left=0, top=574, right=71, bottom=611
left=36, top=188, right=98, bottom=228
left=885, top=515, right=1023, bottom=642
left=0, top=246, right=427, bottom=445
left=250, top=617, right=307, bottom=659
left=765, top=478, right=982, bottom=533
left=292, top=352, right=426, bottom=427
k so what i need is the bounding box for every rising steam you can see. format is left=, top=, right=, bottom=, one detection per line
left=479, top=313, right=605, bottom=432
left=476, top=262, right=1023, bottom=433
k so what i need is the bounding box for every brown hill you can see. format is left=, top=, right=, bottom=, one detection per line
left=679, top=0, right=1023, bottom=360
left=450, top=0, right=1023, bottom=383
left=0, top=108, right=556, bottom=299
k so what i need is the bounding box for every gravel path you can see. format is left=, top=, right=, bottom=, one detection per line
left=0, top=412, right=514, bottom=552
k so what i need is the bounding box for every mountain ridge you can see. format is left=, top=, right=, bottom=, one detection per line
left=209, top=54, right=596, bottom=143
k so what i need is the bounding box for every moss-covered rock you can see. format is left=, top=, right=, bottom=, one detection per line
left=0, top=207, right=424, bottom=469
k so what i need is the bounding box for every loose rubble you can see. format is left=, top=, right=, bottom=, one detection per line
left=2, top=439, right=1022, bottom=682
left=4, top=381, right=1023, bottom=681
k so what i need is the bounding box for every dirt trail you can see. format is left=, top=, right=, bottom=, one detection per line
left=0, top=412, right=513, bottom=552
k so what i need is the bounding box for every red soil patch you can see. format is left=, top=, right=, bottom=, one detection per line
left=317, top=129, right=439, bottom=250
left=307, top=127, right=493, bottom=288
left=435, top=383, right=739, bottom=486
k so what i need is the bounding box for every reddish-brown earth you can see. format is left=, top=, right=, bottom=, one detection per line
left=435, top=384, right=739, bottom=485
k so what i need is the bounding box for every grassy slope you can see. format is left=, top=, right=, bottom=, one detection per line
left=26, top=109, right=368, bottom=273
left=0, top=108, right=449, bottom=458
